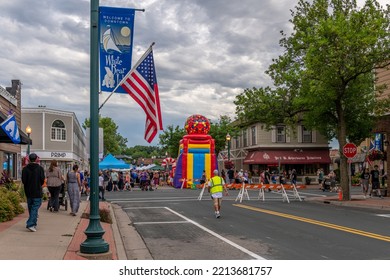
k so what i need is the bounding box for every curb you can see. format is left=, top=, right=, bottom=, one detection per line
left=306, top=197, right=390, bottom=210
left=111, top=203, right=153, bottom=260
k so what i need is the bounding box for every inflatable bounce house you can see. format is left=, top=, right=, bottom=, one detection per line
left=173, top=114, right=218, bottom=188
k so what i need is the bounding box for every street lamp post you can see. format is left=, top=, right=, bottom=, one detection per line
left=25, top=125, right=32, bottom=155
left=80, top=0, right=109, bottom=255
left=226, top=133, right=231, bottom=162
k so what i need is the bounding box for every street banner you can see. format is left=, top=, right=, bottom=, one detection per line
left=374, top=133, right=382, bottom=150
left=99, top=6, right=136, bottom=94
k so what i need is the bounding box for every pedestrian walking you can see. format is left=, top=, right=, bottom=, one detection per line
left=98, top=171, right=106, bottom=201
left=360, top=168, right=370, bottom=198
left=227, top=168, right=234, bottom=184
left=208, top=169, right=227, bottom=218
left=22, top=153, right=45, bottom=232
left=46, top=160, right=63, bottom=212
left=370, top=165, right=383, bottom=198
left=200, top=170, right=206, bottom=185
left=67, top=164, right=82, bottom=216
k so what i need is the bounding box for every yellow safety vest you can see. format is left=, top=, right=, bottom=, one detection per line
left=210, top=176, right=224, bottom=194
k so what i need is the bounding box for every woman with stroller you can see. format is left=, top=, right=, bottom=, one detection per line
left=46, top=160, right=63, bottom=212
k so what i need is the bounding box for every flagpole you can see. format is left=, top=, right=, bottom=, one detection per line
left=98, top=42, right=155, bottom=111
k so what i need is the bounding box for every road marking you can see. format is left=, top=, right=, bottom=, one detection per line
left=113, top=198, right=201, bottom=203
left=134, top=221, right=190, bottom=225
left=123, top=206, right=166, bottom=210
left=376, top=214, right=390, bottom=218
left=110, top=196, right=198, bottom=201
left=165, top=207, right=266, bottom=260
left=234, top=204, right=390, bottom=242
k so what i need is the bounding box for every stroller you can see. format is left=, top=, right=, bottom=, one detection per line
left=47, top=183, right=68, bottom=211
left=140, top=179, right=153, bottom=191
left=321, top=178, right=338, bottom=192
left=321, top=178, right=332, bottom=191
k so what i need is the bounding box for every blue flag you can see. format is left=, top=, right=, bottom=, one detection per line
left=99, top=6, right=136, bottom=94
left=1, top=114, right=20, bottom=144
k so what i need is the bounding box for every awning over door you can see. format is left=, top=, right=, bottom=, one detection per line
left=244, top=150, right=331, bottom=165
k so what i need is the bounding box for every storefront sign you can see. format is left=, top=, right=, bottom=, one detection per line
left=51, top=152, right=67, bottom=158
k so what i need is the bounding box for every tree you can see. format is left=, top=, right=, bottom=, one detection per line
left=124, top=145, right=163, bottom=163
left=83, top=116, right=127, bottom=155
left=209, top=115, right=239, bottom=155
left=158, top=125, right=186, bottom=158
left=234, top=0, right=390, bottom=200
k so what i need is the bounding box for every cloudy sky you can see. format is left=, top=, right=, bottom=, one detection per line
left=0, top=0, right=387, bottom=147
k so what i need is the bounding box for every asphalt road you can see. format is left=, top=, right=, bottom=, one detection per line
left=105, top=187, right=390, bottom=260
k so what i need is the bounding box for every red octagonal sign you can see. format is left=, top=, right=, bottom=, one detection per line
left=343, top=143, right=357, bottom=158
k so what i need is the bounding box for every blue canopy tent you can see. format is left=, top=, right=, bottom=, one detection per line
left=99, top=154, right=130, bottom=170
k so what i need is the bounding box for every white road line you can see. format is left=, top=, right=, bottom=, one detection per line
left=112, top=198, right=201, bottom=203
left=375, top=214, right=390, bottom=218
left=164, top=207, right=266, bottom=260
left=133, top=221, right=191, bottom=225
left=110, top=196, right=199, bottom=201
left=123, top=206, right=166, bottom=210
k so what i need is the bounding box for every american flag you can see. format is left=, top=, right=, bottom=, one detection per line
left=120, top=46, right=163, bottom=143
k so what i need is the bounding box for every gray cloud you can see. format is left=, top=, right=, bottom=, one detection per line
left=1, top=0, right=384, bottom=146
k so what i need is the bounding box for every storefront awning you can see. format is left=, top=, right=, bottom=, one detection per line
left=0, top=112, right=31, bottom=145
left=244, top=150, right=331, bottom=165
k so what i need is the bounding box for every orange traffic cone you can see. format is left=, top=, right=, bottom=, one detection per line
left=338, top=188, right=343, bottom=201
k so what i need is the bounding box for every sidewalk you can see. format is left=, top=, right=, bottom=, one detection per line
left=0, top=190, right=389, bottom=260
left=0, top=199, right=150, bottom=260
left=304, top=184, right=390, bottom=210
left=306, top=194, right=390, bottom=210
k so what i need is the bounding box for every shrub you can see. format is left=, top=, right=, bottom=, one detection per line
left=0, top=185, right=25, bottom=222
left=0, top=170, right=16, bottom=191
left=352, top=172, right=361, bottom=185
left=82, top=208, right=113, bottom=224
left=99, top=208, right=112, bottom=224
left=0, top=195, right=16, bottom=222
left=6, top=191, right=25, bottom=215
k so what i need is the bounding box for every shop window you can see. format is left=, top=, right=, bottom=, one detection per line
left=51, top=120, right=66, bottom=141
left=2, top=153, right=16, bottom=179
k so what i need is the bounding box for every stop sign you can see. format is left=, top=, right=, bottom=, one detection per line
left=343, top=143, right=357, bottom=158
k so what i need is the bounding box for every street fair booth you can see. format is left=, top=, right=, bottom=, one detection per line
left=99, top=154, right=130, bottom=170
left=173, top=114, right=218, bottom=188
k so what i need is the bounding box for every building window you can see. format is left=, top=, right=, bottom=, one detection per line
left=251, top=126, right=256, bottom=146
left=243, top=129, right=248, bottom=147
left=276, top=126, right=286, bottom=143
left=51, top=120, right=66, bottom=141
left=302, top=126, right=312, bottom=143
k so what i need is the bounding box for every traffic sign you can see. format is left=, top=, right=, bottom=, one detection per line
left=343, top=143, right=357, bottom=158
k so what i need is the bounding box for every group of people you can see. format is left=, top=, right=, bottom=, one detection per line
left=223, top=167, right=297, bottom=186
left=360, top=165, right=386, bottom=199
left=22, top=154, right=83, bottom=232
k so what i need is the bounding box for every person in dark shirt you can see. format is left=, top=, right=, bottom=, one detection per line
left=227, top=169, right=234, bottom=184
left=22, top=153, right=45, bottom=232
left=370, top=165, right=383, bottom=198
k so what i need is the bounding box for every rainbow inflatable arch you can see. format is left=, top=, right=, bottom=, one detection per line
left=173, top=115, right=218, bottom=188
